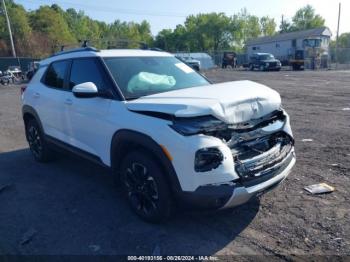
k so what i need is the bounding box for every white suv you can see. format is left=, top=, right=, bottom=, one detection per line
left=22, top=47, right=296, bottom=222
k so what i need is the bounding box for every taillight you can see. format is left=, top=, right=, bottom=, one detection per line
left=20, top=85, right=27, bottom=95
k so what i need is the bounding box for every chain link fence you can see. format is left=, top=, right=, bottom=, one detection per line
left=1, top=48, right=350, bottom=72
left=207, top=51, right=247, bottom=68
left=0, top=57, right=38, bottom=72
left=329, top=47, right=350, bottom=70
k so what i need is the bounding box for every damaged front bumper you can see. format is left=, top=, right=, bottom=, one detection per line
left=178, top=150, right=295, bottom=210
left=177, top=109, right=296, bottom=210
left=221, top=149, right=295, bottom=209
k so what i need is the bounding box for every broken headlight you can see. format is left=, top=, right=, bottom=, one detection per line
left=195, top=147, right=223, bottom=172
left=170, top=116, right=227, bottom=136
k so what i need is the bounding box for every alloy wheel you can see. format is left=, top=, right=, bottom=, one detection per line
left=27, top=125, right=42, bottom=158
left=123, top=162, right=159, bottom=217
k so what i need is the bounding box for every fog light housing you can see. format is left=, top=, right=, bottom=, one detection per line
left=195, top=148, right=223, bottom=172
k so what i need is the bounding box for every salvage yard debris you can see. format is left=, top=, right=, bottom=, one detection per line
left=301, top=138, right=313, bottom=142
left=304, top=183, right=335, bottom=194
left=329, top=163, right=339, bottom=167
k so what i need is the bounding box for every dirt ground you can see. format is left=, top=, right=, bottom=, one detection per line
left=0, top=69, right=349, bottom=259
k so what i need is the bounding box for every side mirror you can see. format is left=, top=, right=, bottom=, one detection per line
left=72, top=82, right=98, bottom=98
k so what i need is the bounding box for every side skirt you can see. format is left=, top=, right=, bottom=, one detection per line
left=45, top=135, right=109, bottom=169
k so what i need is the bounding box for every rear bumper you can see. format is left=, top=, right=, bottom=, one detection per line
left=290, top=60, right=304, bottom=65
left=178, top=150, right=295, bottom=210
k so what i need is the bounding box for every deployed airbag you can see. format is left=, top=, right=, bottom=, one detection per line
left=127, top=72, right=176, bottom=93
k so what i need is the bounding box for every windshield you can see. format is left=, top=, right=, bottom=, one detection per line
left=103, top=56, right=209, bottom=100
left=259, top=54, right=275, bottom=60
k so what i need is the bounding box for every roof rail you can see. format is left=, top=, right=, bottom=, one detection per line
left=50, top=46, right=100, bottom=57
left=105, top=39, right=150, bottom=50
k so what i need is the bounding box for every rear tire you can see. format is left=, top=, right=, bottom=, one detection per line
left=25, top=119, right=54, bottom=162
left=119, top=150, right=172, bottom=223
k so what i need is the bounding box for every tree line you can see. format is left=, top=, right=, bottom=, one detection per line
left=0, top=1, right=153, bottom=57
left=1, top=1, right=348, bottom=58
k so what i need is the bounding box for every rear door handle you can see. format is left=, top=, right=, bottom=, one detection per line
left=33, top=92, right=40, bottom=98
left=64, top=99, right=73, bottom=105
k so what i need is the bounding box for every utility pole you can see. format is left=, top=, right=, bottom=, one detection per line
left=281, top=15, right=284, bottom=33
left=335, top=2, right=341, bottom=69
left=1, top=0, right=16, bottom=57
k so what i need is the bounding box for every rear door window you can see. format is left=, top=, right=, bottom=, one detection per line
left=43, top=60, right=69, bottom=89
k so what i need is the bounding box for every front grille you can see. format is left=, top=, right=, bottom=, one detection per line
left=220, top=110, right=294, bottom=186
left=233, top=133, right=293, bottom=186
left=242, top=152, right=294, bottom=188
left=207, top=110, right=293, bottom=186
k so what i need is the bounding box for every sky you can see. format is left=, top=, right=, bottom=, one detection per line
left=17, top=0, right=349, bottom=38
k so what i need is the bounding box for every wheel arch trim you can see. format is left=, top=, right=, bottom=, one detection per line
left=22, top=105, right=44, bottom=132
left=110, top=129, right=183, bottom=194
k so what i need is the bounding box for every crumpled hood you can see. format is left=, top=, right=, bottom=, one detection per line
left=126, top=80, right=281, bottom=124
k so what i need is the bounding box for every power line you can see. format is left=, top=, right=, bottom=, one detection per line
left=16, top=0, right=188, bottom=18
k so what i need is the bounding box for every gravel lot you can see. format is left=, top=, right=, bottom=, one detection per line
left=0, top=69, right=349, bottom=259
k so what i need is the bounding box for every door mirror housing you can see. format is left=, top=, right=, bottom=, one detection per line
left=72, top=82, right=98, bottom=98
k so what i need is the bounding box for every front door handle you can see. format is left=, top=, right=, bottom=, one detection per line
left=64, top=99, right=73, bottom=105
left=33, top=92, right=40, bottom=98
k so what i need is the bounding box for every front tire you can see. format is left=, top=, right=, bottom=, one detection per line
left=25, top=119, right=54, bottom=162
left=120, top=150, right=172, bottom=223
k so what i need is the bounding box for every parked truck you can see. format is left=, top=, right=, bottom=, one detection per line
left=288, top=37, right=326, bottom=70
left=221, top=51, right=237, bottom=68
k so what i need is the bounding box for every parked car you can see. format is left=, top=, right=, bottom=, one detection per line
left=21, top=47, right=295, bottom=222
left=249, top=53, right=282, bottom=71
left=6, top=65, right=25, bottom=83
left=7, top=66, right=22, bottom=77
left=176, top=56, right=201, bottom=71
